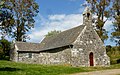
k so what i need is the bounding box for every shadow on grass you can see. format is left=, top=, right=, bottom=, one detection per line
left=0, top=67, right=22, bottom=71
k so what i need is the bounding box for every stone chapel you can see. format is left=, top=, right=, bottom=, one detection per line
left=10, top=7, right=110, bottom=67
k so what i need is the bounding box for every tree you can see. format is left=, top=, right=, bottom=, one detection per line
left=0, top=0, right=39, bottom=41
left=0, top=37, right=11, bottom=60
left=106, top=45, right=112, bottom=52
left=86, top=0, right=111, bottom=42
left=45, top=30, right=61, bottom=37
left=111, top=0, right=120, bottom=46
left=0, top=0, right=14, bottom=37
left=0, top=44, right=3, bottom=59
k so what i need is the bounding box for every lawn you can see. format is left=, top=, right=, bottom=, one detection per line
left=0, top=60, right=120, bottom=75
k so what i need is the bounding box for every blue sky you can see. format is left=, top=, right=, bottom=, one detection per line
left=0, top=0, right=115, bottom=46
left=38, top=0, right=84, bottom=15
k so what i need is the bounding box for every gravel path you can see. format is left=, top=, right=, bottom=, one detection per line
left=69, top=69, right=120, bottom=75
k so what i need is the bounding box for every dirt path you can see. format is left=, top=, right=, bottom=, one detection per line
left=69, top=69, right=120, bottom=75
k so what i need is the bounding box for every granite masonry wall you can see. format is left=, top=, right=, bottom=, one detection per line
left=17, top=47, right=72, bottom=65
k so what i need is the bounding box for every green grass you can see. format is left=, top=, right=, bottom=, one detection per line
left=0, top=60, right=120, bottom=75
left=0, top=61, right=86, bottom=75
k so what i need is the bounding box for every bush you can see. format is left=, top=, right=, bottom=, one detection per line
left=110, top=59, right=117, bottom=64
left=106, top=45, right=120, bottom=64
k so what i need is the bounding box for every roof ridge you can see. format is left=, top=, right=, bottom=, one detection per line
left=15, top=41, right=40, bottom=44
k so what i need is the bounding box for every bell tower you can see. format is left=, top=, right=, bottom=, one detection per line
left=83, top=6, right=92, bottom=26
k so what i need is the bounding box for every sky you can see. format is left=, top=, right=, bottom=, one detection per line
left=1, top=0, right=115, bottom=46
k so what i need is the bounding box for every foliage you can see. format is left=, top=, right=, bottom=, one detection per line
left=0, top=38, right=11, bottom=60
left=111, top=0, right=120, bottom=46
left=0, top=0, right=39, bottom=41
left=0, top=45, right=3, bottom=59
left=106, top=45, right=120, bottom=64
left=45, top=30, right=61, bottom=37
left=86, top=0, right=111, bottom=42
left=0, top=0, right=14, bottom=37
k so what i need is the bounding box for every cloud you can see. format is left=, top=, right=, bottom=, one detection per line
left=92, top=15, right=113, bottom=31
left=103, top=20, right=113, bottom=31
left=27, top=14, right=83, bottom=42
left=49, top=14, right=65, bottom=21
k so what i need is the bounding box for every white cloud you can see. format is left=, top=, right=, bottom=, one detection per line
left=49, top=14, right=65, bottom=21
left=103, top=20, right=113, bottom=31
left=27, top=14, right=83, bottom=42
left=92, top=15, right=113, bottom=31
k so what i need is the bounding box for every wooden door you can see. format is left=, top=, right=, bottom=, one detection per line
left=89, top=52, right=94, bottom=66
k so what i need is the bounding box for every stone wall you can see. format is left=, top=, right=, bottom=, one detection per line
left=10, top=44, right=19, bottom=62
left=17, top=46, right=72, bottom=65
left=18, top=53, right=39, bottom=64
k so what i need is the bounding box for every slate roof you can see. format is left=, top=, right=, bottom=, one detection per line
left=39, top=25, right=85, bottom=51
left=15, top=25, right=85, bottom=52
left=15, top=42, right=41, bottom=52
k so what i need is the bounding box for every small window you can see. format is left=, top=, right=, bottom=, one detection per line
left=28, top=53, right=32, bottom=58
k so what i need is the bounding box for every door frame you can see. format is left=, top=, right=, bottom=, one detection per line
left=89, top=52, right=94, bottom=66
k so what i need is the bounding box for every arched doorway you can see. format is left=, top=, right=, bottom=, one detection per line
left=89, top=52, right=94, bottom=66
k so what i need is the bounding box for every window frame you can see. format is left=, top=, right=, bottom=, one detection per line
left=28, top=53, right=32, bottom=58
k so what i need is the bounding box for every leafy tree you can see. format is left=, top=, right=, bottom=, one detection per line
left=106, top=45, right=112, bottom=52
left=45, top=30, right=61, bottom=37
left=0, top=0, right=14, bottom=37
left=106, top=45, right=120, bottom=64
left=0, top=38, right=11, bottom=60
left=111, top=0, right=120, bottom=46
left=86, top=0, right=111, bottom=42
left=0, top=45, right=3, bottom=59
left=0, top=0, right=39, bottom=41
